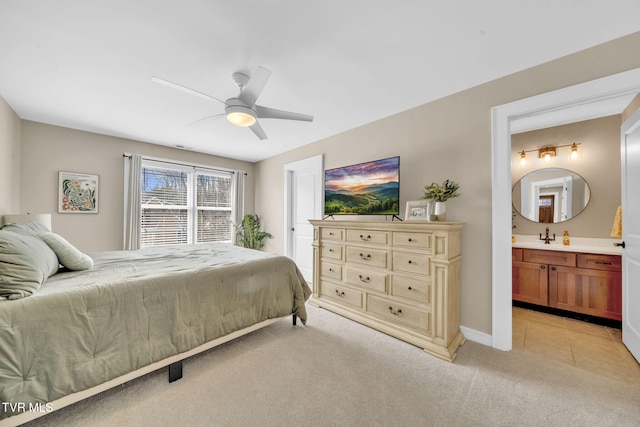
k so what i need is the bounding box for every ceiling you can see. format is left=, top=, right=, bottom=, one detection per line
left=1, top=1, right=639, bottom=162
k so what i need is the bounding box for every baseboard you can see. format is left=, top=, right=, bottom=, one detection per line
left=460, top=325, right=493, bottom=347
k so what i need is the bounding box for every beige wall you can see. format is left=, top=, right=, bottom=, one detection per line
left=254, top=32, right=640, bottom=335
left=20, top=121, right=256, bottom=252
left=0, top=95, right=21, bottom=216
left=511, top=115, right=621, bottom=237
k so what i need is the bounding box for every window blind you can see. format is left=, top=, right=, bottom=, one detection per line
left=139, top=161, right=233, bottom=247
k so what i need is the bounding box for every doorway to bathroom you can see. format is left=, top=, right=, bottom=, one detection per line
left=491, top=67, right=640, bottom=365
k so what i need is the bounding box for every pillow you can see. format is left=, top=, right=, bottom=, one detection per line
left=0, top=230, right=60, bottom=299
left=38, top=232, right=94, bottom=271
left=1, top=221, right=51, bottom=235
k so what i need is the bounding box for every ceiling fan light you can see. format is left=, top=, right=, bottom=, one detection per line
left=225, top=104, right=256, bottom=127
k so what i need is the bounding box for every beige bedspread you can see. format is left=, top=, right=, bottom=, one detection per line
left=0, top=243, right=310, bottom=420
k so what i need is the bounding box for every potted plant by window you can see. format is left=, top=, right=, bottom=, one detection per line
left=423, top=179, right=460, bottom=221
left=234, top=214, right=272, bottom=250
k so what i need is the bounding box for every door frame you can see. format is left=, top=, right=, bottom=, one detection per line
left=491, top=67, right=640, bottom=351
left=283, top=154, right=324, bottom=260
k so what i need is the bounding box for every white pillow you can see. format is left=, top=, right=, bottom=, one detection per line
left=38, top=232, right=94, bottom=271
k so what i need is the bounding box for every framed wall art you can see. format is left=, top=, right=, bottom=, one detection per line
left=58, top=171, right=99, bottom=213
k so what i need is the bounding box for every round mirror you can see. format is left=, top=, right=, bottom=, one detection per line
left=512, top=168, right=590, bottom=223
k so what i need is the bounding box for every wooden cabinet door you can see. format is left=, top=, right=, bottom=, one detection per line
left=548, top=265, right=622, bottom=321
left=512, top=261, right=548, bottom=306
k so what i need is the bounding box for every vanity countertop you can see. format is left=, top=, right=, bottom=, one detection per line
left=512, top=234, right=623, bottom=255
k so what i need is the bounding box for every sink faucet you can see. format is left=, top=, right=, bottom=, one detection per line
left=539, top=226, right=556, bottom=244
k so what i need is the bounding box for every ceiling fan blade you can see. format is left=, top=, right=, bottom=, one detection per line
left=238, top=66, right=272, bottom=107
left=249, top=120, right=267, bottom=140
left=255, top=105, right=314, bottom=122
left=151, top=76, right=226, bottom=105
left=187, top=113, right=225, bottom=127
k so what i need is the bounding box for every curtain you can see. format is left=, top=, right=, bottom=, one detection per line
left=123, top=154, right=142, bottom=250
left=231, top=170, right=245, bottom=245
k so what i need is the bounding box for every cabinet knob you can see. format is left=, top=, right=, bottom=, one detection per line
left=408, top=238, right=413, bottom=242
left=407, top=286, right=413, bottom=291
left=408, top=260, right=413, bottom=264
left=541, top=265, right=546, bottom=270
left=551, top=266, right=556, bottom=271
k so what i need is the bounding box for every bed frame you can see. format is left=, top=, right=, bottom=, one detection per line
left=0, top=314, right=298, bottom=426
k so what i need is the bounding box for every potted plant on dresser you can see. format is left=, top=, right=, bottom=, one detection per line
left=423, top=179, right=460, bottom=221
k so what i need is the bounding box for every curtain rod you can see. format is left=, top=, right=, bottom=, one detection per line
left=123, top=153, right=247, bottom=176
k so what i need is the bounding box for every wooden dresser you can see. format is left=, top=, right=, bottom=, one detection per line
left=512, top=248, right=622, bottom=320
left=309, top=220, right=464, bottom=362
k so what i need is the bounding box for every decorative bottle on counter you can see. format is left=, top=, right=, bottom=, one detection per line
left=563, top=230, right=570, bottom=246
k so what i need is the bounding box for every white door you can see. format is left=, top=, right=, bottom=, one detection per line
left=621, top=108, right=640, bottom=363
left=284, top=155, right=323, bottom=284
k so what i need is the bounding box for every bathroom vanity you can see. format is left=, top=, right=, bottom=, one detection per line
left=512, top=235, right=622, bottom=321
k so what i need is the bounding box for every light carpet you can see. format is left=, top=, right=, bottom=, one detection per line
left=21, top=304, right=640, bottom=427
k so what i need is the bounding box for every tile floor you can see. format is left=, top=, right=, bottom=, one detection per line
left=512, top=306, right=640, bottom=385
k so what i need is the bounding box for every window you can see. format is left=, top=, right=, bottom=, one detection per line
left=140, top=159, right=234, bottom=247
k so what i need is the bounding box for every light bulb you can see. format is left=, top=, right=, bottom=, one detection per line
left=570, top=143, right=579, bottom=160
left=519, top=151, right=527, bottom=166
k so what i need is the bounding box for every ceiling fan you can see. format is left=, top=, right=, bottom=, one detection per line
left=151, top=66, right=313, bottom=140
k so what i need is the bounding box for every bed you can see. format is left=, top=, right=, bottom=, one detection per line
left=0, top=222, right=311, bottom=425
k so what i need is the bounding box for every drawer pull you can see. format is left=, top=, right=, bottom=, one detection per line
left=360, top=234, right=372, bottom=241
left=408, top=260, right=413, bottom=264
left=360, top=253, right=372, bottom=261
left=329, top=248, right=334, bottom=252
left=329, top=232, right=335, bottom=236
left=388, top=306, right=402, bottom=316
left=329, top=268, right=334, bottom=272
left=335, top=290, right=345, bottom=297
left=358, top=275, right=370, bottom=283
left=407, top=286, right=413, bottom=291
left=595, top=261, right=613, bottom=265
left=408, top=238, right=413, bottom=242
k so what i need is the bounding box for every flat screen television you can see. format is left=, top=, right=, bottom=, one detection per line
left=324, top=156, right=400, bottom=216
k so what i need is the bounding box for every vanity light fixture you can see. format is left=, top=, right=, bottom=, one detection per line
left=538, top=146, right=556, bottom=163
left=519, top=151, right=527, bottom=166
left=516, top=142, right=581, bottom=166
left=570, top=142, right=579, bottom=160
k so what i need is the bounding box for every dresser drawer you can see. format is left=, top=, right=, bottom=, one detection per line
left=321, top=282, right=362, bottom=308
left=392, top=232, right=431, bottom=250
left=367, top=294, right=430, bottom=332
left=391, top=275, right=431, bottom=303
left=321, top=242, right=343, bottom=261
left=523, top=249, right=576, bottom=267
left=321, top=227, right=344, bottom=241
left=321, top=262, right=342, bottom=281
left=345, top=267, right=387, bottom=293
left=577, top=253, right=621, bottom=271
left=346, top=229, right=389, bottom=245
left=346, top=246, right=388, bottom=268
left=392, top=251, right=430, bottom=275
